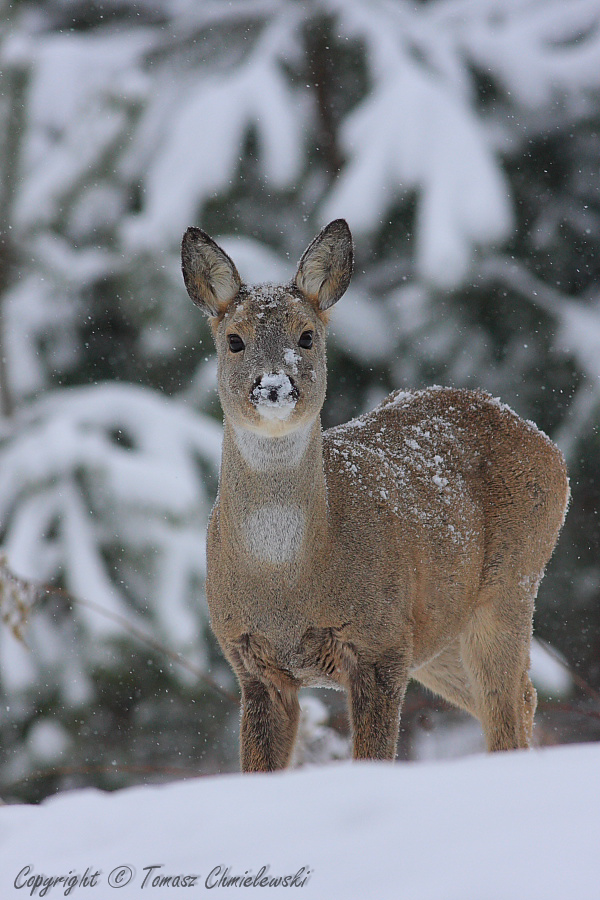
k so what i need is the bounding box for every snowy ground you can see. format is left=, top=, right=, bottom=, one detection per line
left=0, top=743, right=598, bottom=899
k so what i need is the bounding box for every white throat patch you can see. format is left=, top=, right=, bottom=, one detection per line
left=244, top=504, right=305, bottom=564
left=232, top=423, right=313, bottom=471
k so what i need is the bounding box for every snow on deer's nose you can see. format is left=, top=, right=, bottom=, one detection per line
left=251, top=371, right=299, bottom=420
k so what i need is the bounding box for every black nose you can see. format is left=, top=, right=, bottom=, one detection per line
left=251, top=374, right=299, bottom=403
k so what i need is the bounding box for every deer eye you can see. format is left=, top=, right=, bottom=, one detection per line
left=298, top=330, right=313, bottom=349
left=227, top=334, right=245, bottom=353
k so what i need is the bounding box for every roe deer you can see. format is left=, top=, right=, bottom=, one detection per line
left=181, top=219, right=569, bottom=772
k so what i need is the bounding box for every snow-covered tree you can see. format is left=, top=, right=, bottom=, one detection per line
left=1, top=0, right=599, bottom=797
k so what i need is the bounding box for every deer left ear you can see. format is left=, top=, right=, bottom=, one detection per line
left=294, top=219, right=353, bottom=311
left=181, top=227, right=241, bottom=317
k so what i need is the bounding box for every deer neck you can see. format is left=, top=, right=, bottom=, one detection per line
left=218, top=417, right=329, bottom=568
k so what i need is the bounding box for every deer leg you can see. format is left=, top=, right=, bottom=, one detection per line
left=459, top=595, right=536, bottom=751
left=348, top=650, right=409, bottom=760
left=239, top=676, right=300, bottom=772
left=520, top=671, right=537, bottom=748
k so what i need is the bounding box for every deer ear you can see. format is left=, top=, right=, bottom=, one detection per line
left=181, top=227, right=241, bottom=317
left=294, top=219, right=353, bottom=311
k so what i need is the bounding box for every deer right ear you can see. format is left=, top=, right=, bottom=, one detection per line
left=181, top=227, right=241, bottom=317
left=294, top=219, right=353, bottom=311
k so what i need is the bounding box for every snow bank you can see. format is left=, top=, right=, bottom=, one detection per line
left=1, top=743, right=598, bottom=899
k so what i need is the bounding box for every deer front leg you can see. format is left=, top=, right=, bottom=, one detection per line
left=240, top=676, right=300, bottom=772
left=228, top=634, right=301, bottom=772
left=348, top=650, right=410, bottom=760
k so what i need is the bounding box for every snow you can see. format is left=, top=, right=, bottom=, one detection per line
left=217, top=238, right=290, bottom=287
left=0, top=744, right=598, bottom=898
left=251, top=372, right=298, bottom=420
left=329, top=288, right=396, bottom=364
left=291, top=696, right=349, bottom=766
left=283, top=348, right=300, bottom=374
left=322, top=58, right=513, bottom=288
left=480, top=256, right=600, bottom=460
left=13, top=28, right=152, bottom=231
left=530, top=639, right=573, bottom=698
left=463, top=0, right=600, bottom=107
left=321, top=0, right=515, bottom=287
left=122, top=21, right=306, bottom=252
left=0, top=382, right=222, bottom=690
left=26, top=721, right=71, bottom=766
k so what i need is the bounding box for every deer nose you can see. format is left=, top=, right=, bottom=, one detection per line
left=251, top=373, right=299, bottom=406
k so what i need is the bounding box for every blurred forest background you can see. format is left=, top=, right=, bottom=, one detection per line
left=1, top=0, right=599, bottom=802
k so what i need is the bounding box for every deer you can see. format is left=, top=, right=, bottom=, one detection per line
left=181, top=219, right=569, bottom=772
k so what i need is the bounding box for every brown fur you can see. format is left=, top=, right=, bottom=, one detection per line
left=181, top=220, right=569, bottom=771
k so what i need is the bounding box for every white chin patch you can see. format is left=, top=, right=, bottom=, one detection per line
left=257, top=404, right=295, bottom=421
left=252, top=372, right=297, bottom=420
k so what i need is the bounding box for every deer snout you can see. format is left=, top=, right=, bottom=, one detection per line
left=250, top=372, right=299, bottom=420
